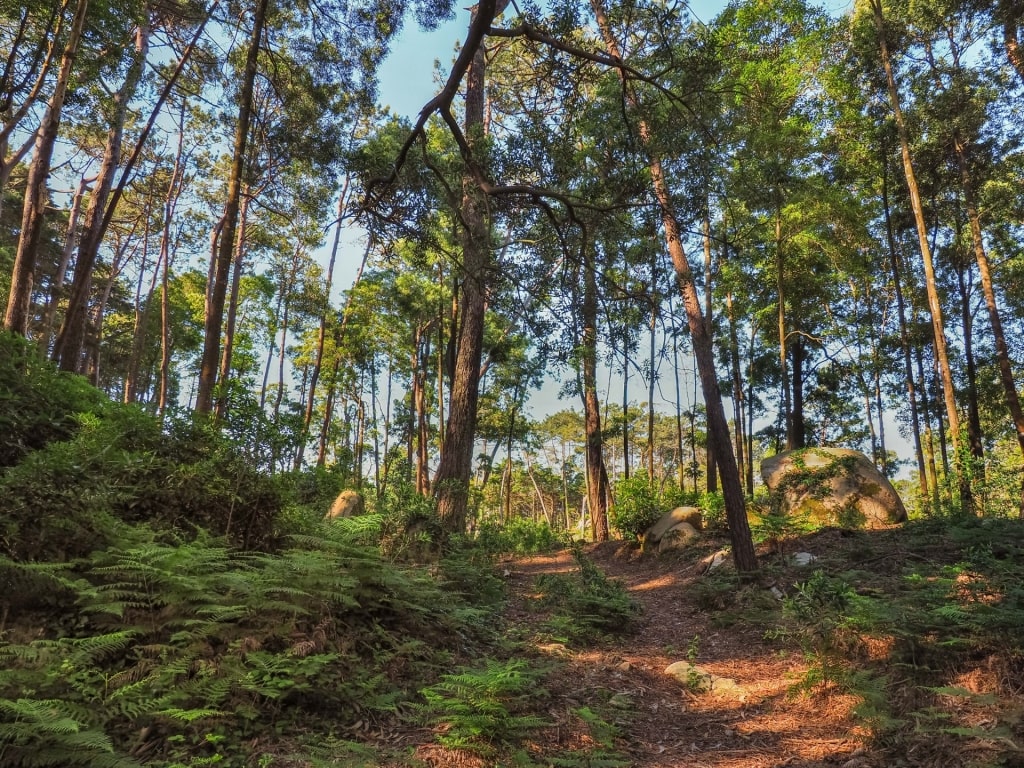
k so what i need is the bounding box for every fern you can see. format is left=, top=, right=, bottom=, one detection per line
left=420, top=659, right=551, bottom=756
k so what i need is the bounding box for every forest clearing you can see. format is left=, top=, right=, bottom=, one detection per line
left=5, top=0, right=1024, bottom=764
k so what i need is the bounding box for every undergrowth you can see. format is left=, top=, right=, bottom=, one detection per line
left=762, top=518, right=1024, bottom=765
left=0, top=521, right=500, bottom=767
left=531, top=543, right=641, bottom=644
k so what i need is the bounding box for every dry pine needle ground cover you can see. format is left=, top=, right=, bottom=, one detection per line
left=398, top=523, right=1024, bottom=768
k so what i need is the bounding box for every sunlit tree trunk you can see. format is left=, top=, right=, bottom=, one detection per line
left=1000, top=0, right=1024, bottom=84
left=581, top=236, right=610, bottom=540
left=725, top=287, right=747, bottom=493
left=5, top=0, right=89, bottom=336
left=196, top=0, right=268, bottom=414
left=0, top=3, right=61, bottom=224
left=435, top=0, right=508, bottom=535
left=54, top=13, right=149, bottom=370
left=881, top=149, right=928, bottom=505
left=297, top=182, right=348, bottom=470
left=703, top=211, right=718, bottom=491
left=870, top=0, right=968, bottom=510
left=953, top=133, right=1024, bottom=514
left=591, top=0, right=756, bottom=572
left=215, top=187, right=251, bottom=420
left=39, top=173, right=91, bottom=350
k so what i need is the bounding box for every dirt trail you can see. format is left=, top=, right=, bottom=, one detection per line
left=504, top=542, right=871, bottom=768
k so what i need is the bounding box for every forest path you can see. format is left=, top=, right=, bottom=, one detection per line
left=498, top=541, right=871, bottom=768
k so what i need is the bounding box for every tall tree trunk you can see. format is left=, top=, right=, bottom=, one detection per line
left=881, top=147, right=928, bottom=505
left=157, top=104, right=187, bottom=415
left=703, top=211, right=718, bottom=492
left=4, top=0, right=89, bottom=336
left=591, top=0, right=757, bottom=572
left=870, top=0, right=969, bottom=510
left=54, top=12, right=149, bottom=371
left=953, top=134, right=1024, bottom=514
left=297, top=180, right=349, bottom=470
left=39, top=172, right=92, bottom=350
left=215, top=187, right=251, bottom=420
left=791, top=336, right=806, bottom=449
left=774, top=212, right=795, bottom=450
left=316, top=241, right=370, bottom=466
left=671, top=298, right=686, bottom=491
left=416, top=334, right=431, bottom=495
left=647, top=299, right=657, bottom=481
left=622, top=341, right=630, bottom=479
left=582, top=236, right=610, bottom=541
left=124, top=203, right=157, bottom=403
left=725, top=288, right=747, bottom=493
left=0, top=2, right=62, bottom=224
left=434, top=0, right=508, bottom=535
left=196, top=0, right=268, bottom=414
left=1000, top=0, right=1024, bottom=84
left=955, top=256, right=985, bottom=481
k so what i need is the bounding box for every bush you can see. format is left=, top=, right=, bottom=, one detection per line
left=0, top=407, right=284, bottom=560
left=610, top=473, right=662, bottom=540
left=0, top=331, right=107, bottom=468
left=532, top=543, right=640, bottom=643
left=475, top=517, right=569, bottom=555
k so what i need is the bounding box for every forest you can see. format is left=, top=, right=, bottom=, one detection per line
left=3, top=0, right=1024, bottom=765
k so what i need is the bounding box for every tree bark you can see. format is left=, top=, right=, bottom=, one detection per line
left=952, top=134, right=1024, bottom=514
left=39, top=172, right=92, bottom=350
left=870, top=0, right=969, bottom=510
left=591, top=0, right=757, bottom=572
left=880, top=147, right=928, bottom=506
left=0, top=2, right=62, bottom=224
left=297, top=180, right=349, bottom=470
left=214, top=187, right=250, bottom=420
left=54, top=13, right=149, bottom=371
left=434, top=0, right=508, bottom=535
left=4, top=0, right=89, bottom=336
left=1000, top=0, right=1024, bottom=84
left=196, top=0, right=268, bottom=414
left=703, top=211, right=718, bottom=492
left=582, top=236, right=610, bottom=541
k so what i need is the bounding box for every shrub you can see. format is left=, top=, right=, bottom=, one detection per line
left=475, top=517, right=569, bottom=555
left=0, top=331, right=107, bottom=468
left=0, top=407, right=284, bottom=561
left=0, top=524, right=479, bottom=767
left=419, top=659, right=550, bottom=756
left=610, top=473, right=661, bottom=540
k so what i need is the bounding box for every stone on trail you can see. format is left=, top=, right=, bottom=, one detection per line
left=761, top=447, right=907, bottom=529
left=705, top=550, right=731, bottom=572
left=793, top=552, right=818, bottom=566
left=665, top=661, right=745, bottom=699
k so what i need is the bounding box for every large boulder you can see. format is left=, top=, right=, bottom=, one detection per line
left=658, top=522, right=700, bottom=553
left=761, top=447, right=907, bottom=529
left=645, top=506, right=703, bottom=544
left=327, top=489, right=365, bottom=519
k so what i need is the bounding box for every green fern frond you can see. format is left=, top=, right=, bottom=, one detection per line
left=153, top=707, right=227, bottom=723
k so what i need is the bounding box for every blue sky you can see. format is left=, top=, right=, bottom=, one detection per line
left=376, top=0, right=732, bottom=119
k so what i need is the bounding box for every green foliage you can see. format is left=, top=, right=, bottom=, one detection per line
left=609, top=473, right=662, bottom=541
left=419, top=659, right=550, bottom=756
left=474, top=517, right=570, bottom=555
left=0, top=406, right=284, bottom=560
left=0, top=331, right=108, bottom=468
left=0, top=523, right=482, bottom=767
left=532, top=544, right=640, bottom=643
